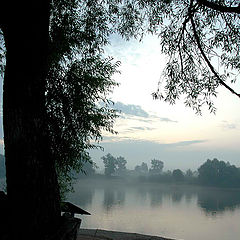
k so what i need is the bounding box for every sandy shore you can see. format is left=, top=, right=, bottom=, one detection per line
left=77, top=229, right=176, bottom=240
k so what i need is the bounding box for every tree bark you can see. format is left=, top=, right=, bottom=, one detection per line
left=2, top=1, right=61, bottom=239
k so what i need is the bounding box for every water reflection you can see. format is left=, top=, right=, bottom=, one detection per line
left=68, top=184, right=94, bottom=208
left=102, top=186, right=126, bottom=211
left=116, top=189, right=125, bottom=205
left=103, top=188, right=115, bottom=211
left=136, top=187, right=147, bottom=202
left=172, top=190, right=183, bottom=203
left=67, top=179, right=240, bottom=240
left=149, top=188, right=163, bottom=206
left=68, top=179, right=240, bottom=215
left=197, top=188, right=240, bottom=214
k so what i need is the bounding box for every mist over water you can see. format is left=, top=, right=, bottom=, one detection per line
left=68, top=178, right=240, bottom=240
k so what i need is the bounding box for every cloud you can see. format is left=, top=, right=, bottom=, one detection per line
left=221, top=121, right=237, bottom=130
left=131, top=126, right=155, bottom=131
left=169, top=140, right=207, bottom=147
left=131, top=127, right=145, bottom=130
left=101, top=137, right=207, bottom=148
left=103, top=101, right=179, bottom=141
left=114, top=102, right=149, bottom=118
left=113, top=102, right=178, bottom=124
left=122, top=126, right=156, bottom=133
left=105, top=34, right=143, bottom=63
left=159, top=117, right=178, bottom=123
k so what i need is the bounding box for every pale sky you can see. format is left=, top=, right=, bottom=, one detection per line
left=0, top=34, right=240, bottom=171
left=90, top=34, right=240, bottom=171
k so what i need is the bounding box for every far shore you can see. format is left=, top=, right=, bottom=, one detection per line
left=77, top=229, right=176, bottom=240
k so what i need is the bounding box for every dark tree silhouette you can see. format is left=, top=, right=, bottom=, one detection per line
left=149, top=159, right=164, bottom=175
left=1, top=2, right=61, bottom=239
left=115, top=156, right=127, bottom=175
left=102, top=153, right=117, bottom=177
left=0, top=1, right=119, bottom=239
left=198, top=158, right=240, bottom=187
left=172, top=169, right=185, bottom=182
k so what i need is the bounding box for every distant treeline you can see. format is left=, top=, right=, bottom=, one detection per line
left=1, top=153, right=240, bottom=188
left=78, top=154, right=240, bottom=188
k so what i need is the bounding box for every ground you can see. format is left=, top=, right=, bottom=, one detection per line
left=77, top=229, right=175, bottom=240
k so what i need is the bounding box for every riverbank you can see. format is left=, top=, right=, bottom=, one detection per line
left=77, top=229, right=176, bottom=240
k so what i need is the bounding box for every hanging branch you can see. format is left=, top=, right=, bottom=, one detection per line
left=190, top=12, right=240, bottom=98
left=197, top=0, right=240, bottom=14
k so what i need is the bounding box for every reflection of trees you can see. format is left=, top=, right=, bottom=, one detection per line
left=148, top=188, right=163, bottom=207
left=103, top=187, right=126, bottom=211
left=197, top=188, right=240, bottom=215
left=185, top=190, right=196, bottom=204
left=136, top=187, right=148, bottom=202
left=172, top=190, right=183, bottom=203
left=70, top=180, right=240, bottom=218
left=67, top=186, right=94, bottom=208
left=116, top=189, right=125, bottom=205
left=77, top=189, right=94, bottom=208
left=103, top=188, right=115, bottom=211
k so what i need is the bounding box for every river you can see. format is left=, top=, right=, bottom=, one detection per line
left=67, top=178, right=240, bottom=240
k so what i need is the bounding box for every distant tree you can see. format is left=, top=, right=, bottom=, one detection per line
left=116, top=156, right=127, bottom=175
left=141, top=162, right=148, bottom=173
left=134, top=162, right=148, bottom=175
left=82, top=161, right=97, bottom=176
left=166, top=170, right=172, bottom=176
left=134, top=165, right=141, bottom=172
left=102, top=153, right=117, bottom=177
left=172, top=169, right=184, bottom=182
left=149, top=159, right=164, bottom=175
left=198, top=158, right=240, bottom=187
left=185, top=169, right=193, bottom=178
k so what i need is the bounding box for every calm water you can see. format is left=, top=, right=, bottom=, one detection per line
left=68, top=178, right=240, bottom=240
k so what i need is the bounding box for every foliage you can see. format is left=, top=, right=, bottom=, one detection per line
left=198, top=158, right=240, bottom=187
left=115, top=156, right=127, bottom=175
left=149, top=159, right=164, bottom=174
left=46, top=1, right=123, bottom=196
left=1, top=0, right=240, bottom=196
left=101, top=153, right=128, bottom=176
left=135, top=162, right=149, bottom=175
left=0, top=1, right=123, bottom=198
left=172, top=169, right=185, bottom=182
left=102, top=153, right=117, bottom=176
left=49, top=0, right=240, bottom=116
left=81, top=161, right=97, bottom=176
left=47, top=54, right=120, bottom=195
left=185, top=169, right=194, bottom=178
left=148, top=0, right=240, bottom=113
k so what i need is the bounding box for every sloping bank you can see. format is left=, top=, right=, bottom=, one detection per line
left=77, top=229, right=176, bottom=240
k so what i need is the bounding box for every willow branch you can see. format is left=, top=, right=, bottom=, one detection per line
left=190, top=14, right=240, bottom=98
left=197, top=0, right=240, bottom=14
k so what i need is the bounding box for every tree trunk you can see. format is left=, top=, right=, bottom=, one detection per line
left=2, top=1, right=61, bottom=239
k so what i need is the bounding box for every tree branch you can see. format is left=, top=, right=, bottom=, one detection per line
left=190, top=14, right=240, bottom=98
left=197, top=0, right=240, bottom=14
